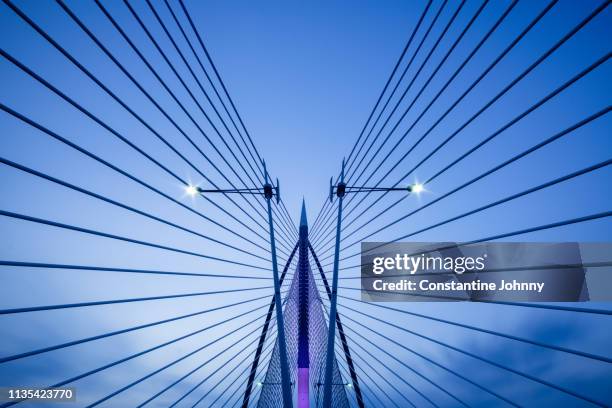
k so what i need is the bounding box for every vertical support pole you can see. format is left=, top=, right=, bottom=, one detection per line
left=241, top=243, right=299, bottom=408
left=322, top=159, right=346, bottom=408
left=263, top=161, right=293, bottom=408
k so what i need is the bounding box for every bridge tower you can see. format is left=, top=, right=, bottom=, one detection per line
left=252, top=201, right=351, bottom=408
left=297, top=200, right=310, bottom=407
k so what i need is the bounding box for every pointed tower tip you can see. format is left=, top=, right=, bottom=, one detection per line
left=300, top=199, right=308, bottom=227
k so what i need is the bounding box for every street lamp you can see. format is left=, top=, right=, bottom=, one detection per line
left=329, top=179, right=425, bottom=200
left=182, top=162, right=291, bottom=408
left=410, top=182, right=425, bottom=194
left=323, top=159, right=426, bottom=408
left=183, top=183, right=280, bottom=201
left=184, top=184, right=200, bottom=197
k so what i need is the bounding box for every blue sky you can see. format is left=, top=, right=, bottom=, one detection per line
left=0, top=0, right=611, bottom=407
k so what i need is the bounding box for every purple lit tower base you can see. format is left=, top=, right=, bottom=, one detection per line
left=298, top=367, right=309, bottom=408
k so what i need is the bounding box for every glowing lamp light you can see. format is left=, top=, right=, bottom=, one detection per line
left=409, top=183, right=425, bottom=194
left=185, top=184, right=200, bottom=197
left=256, top=381, right=263, bottom=387
left=346, top=383, right=353, bottom=388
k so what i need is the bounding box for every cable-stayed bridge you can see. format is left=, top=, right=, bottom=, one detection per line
left=0, top=0, right=611, bottom=407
